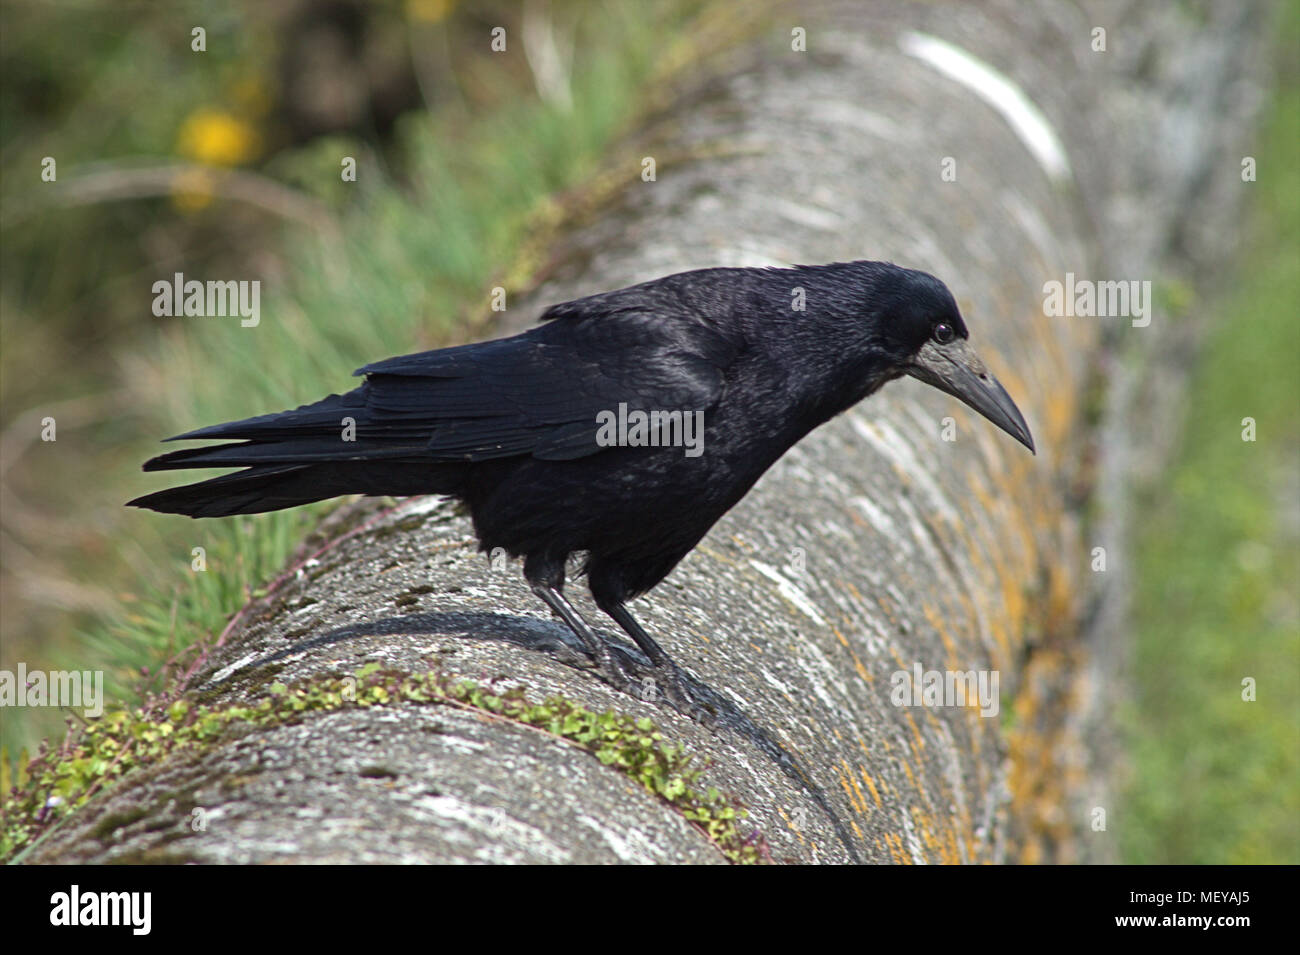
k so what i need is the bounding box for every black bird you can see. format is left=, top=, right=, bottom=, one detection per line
left=130, top=261, right=1034, bottom=714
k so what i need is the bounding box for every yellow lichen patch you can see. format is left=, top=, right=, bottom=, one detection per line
left=852, top=654, right=873, bottom=684
left=1044, top=558, right=1078, bottom=633
left=1038, top=386, right=1077, bottom=463
left=949, top=798, right=976, bottom=864
left=728, top=533, right=756, bottom=553
left=986, top=605, right=1013, bottom=664
left=877, top=594, right=898, bottom=627
left=999, top=570, right=1027, bottom=652
left=842, top=759, right=870, bottom=814
left=960, top=539, right=1005, bottom=658
left=836, top=767, right=868, bottom=815
left=777, top=806, right=808, bottom=845
left=965, top=469, right=1000, bottom=527
left=940, top=825, right=964, bottom=865
left=904, top=710, right=926, bottom=754
left=694, top=544, right=735, bottom=567
left=921, top=600, right=953, bottom=651
left=910, top=806, right=944, bottom=862
left=901, top=753, right=921, bottom=795
left=954, top=586, right=980, bottom=639
left=884, top=830, right=909, bottom=864
left=989, top=463, right=1041, bottom=560
left=843, top=580, right=863, bottom=601
left=1004, top=640, right=1091, bottom=863
left=859, top=766, right=884, bottom=809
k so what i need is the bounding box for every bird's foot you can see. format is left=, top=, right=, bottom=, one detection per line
left=587, top=641, right=638, bottom=692
left=563, top=635, right=717, bottom=727
left=632, top=662, right=718, bottom=727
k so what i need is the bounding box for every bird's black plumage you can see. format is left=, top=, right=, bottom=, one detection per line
left=130, top=261, right=1034, bottom=715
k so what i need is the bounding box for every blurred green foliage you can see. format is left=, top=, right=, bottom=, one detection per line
left=1120, top=0, right=1300, bottom=863
left=1, top=0, right=709, bottom=757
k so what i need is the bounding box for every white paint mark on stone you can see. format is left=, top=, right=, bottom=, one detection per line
left=435, top=735, right=489, bottom=756
left=414, top=794, right=569, bottom=863
left=900, top=805, right=930, bottom=864
left=759, top=665, right=796, bottom=697
left=899, top=31, right=1072, bottom=183
left=749, top=560, right=827, bottom=625
left=850, top=415, right=959, bottom=526
left=767, top=196, right=844, bottom=231
left=394, top=496, right=452, bottom=518
left=794, top=641, right=848, bottom=713
left=805, top=100, right=903, bottom=140
left=211, top=652, right=261, bottom=683
left=575, top=814, right=660, bottom=864
left=850, top=494, right=900, bottom=540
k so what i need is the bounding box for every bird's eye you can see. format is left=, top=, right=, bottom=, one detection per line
left=933, top=323, right=955, bottom=344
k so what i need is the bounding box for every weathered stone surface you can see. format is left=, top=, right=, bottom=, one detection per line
left=30, top=0, right=1266, bottom=864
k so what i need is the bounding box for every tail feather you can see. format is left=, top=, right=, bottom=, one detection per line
left=128, top=465, right=336, bottom=517
left=131, top=385, right=467, bottom=517
left=166, top=390, right=366, bottom=442
left=143, top=439, right=429, bottom=472
left=129, top=460, right=464, bottom=517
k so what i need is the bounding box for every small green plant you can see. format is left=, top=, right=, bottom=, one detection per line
left=2, top=665, right=764, bottom=864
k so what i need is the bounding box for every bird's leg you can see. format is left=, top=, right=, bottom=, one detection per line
left=595, top=597, right=712, bottom=720
left=524, top=559, right=630, bottom=689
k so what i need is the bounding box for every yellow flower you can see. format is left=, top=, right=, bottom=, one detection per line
left=176, top=109, right=260, bottom=166
left=407, top=0, right=456, bottom=23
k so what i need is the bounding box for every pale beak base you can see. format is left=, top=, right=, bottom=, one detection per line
left=905, top=339, right=1035, bottom=454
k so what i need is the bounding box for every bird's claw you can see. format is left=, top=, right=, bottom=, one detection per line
left=642, top=662, right=718, bottom=727
left=575, top=639, right=717, bottom=727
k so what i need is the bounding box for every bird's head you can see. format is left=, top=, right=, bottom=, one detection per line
left=857, top=264, right=1035, bottom=454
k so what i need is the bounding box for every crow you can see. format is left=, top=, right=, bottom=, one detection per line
left=130, top=261, right=1034, bottom=715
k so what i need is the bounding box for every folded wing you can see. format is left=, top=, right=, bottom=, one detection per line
left=143, top=302, right=740, bottom=472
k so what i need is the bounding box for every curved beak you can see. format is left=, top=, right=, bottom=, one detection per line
left=906, top=339, right=1035, bottom=454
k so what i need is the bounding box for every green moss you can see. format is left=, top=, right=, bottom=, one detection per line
left=190, top=660, right=286, bottom=708
left=90, top=804, right=149, bottom=840
left=2, top=665, right=765, bottom=864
